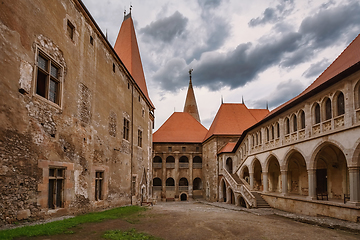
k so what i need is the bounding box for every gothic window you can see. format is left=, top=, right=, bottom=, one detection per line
left=300, top=110, right=305, bottom=129
left=314, top=103, right=320, bottom=124
left=266, top=128, right=269, bottom=142
left=325, top=98, right=332, bottom=120
left=285, top=118, right=290, bottom=135
left=336, top=92, right=345, bottom=116
left=259, top=131, right=262, bottom=144
left=271, top=125, right=274, bottom=140
left=95, top=171, right=104, bottom=201
left=36, top=52, right=61, bottom=105
left=276, top=122, right=280, bottom=138
left=48, top=168, right=65, bottom=209
left=293, top=115, right=297, bottom=132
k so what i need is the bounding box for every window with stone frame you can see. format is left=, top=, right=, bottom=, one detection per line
left=36, top=51, right=62, bottom=105
left=336, top=92, right=345, bottom=116
left=276, top=122, right=280, bottom=138
left=314, top=103, right=321, bottom=124
left=138, top=129, right=142, bottom=147
left=95, top=171, right=104, bottom=201
left=67, top=20, right=75, bottom=40
left=48, top=168, right=65, bottom=209
left=293, top=115, right=297, bottom=132
left=123, top=118, right=130, bottom=140
left=325, top=98, right=332, bottom=120
left=300, top=110, right=305, bottom=129
left=285, top=118, right=290, bottom=135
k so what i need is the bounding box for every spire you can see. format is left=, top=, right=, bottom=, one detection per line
left=266, top=101, right=269, bottom=110
left=221, top=95, right=223, bottom=104
left=242, top=95, right=244, bottom=104
left=183, top=69, right=200, bottom=122
left=114, top=9, right=154, bottom=108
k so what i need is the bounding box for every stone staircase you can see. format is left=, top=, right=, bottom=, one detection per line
left=251, top=192, right=271, bottom=208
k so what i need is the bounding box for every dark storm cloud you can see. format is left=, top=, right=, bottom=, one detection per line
left=140, top=11, right=188, bottom=43
left=252, top=79, right=304, bottom=109
left=154, top=0, right=360, bottom=92
left=302, top=59, right=331, bottom=78
left=249, top=0, right=294, bottom=27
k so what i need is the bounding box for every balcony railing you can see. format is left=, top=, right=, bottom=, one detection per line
left=166, top=163, right=175, bottom=168
left=179, top=163, right=189, bottom=168
left=193, top=163, right=202, bottom=169
left=153, top=163, right=162, bottom=168
left=179, top=186, right=188, bottom=191
left=152, top=186, right=162, bottom=191
left=166, top=186, right=175, bottom=191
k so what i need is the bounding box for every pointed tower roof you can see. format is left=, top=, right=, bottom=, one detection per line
left=114, top=12, right=154, bottom=108
left=183, top=69, right=200, bottom=122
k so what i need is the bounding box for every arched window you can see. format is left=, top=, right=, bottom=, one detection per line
left=266, top=128, right=269, bottom=142
left=153, top=178, right=162, bottom=186
left=179, top=156, right=189, bottom=163
left=271, top=125, right=274, bottom=140
left=276, top=122, right=280, bottom=138
left=325, top=98, right=332, bottom=120
left=256, top=134, right=258, bottom=145
left=285, top=118, right=290, bottom=135
left=166, top=156, right=175, bottom=163
left=252, top=135, right=255, bottom=146
left=166, top=178, right=175, bottom=186
left=293, top=115, right=297, bottom=132
left=153, top=156, right=162, bottom=163
left=179, top=177, right=188, bottom=186
left=259, top=131, right=262, bottom=144
left=336, top=92, right=345, bottom=116
left=314, top=103, right=320, bottom=124
left=300, top=110, right=305, bottom=129
left=193, top=178, right=202, bottom=190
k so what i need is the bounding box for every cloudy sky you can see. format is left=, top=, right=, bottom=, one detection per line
left=82, top=0, right=360, bottom=130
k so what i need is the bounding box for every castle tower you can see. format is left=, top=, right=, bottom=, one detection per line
left=183, top=69, right=200, bottom=122
left=114, top=12, right=153, bottom=107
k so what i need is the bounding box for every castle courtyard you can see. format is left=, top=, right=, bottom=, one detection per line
left=21, top=201, right=359, bottom=240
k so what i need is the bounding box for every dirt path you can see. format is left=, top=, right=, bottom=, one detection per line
left=20, top=201, right=359, bottom=240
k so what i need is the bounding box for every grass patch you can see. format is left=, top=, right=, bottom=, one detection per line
left=0, top=205, right=145, bottom=240
left=103, top=228, right=162, bottom=240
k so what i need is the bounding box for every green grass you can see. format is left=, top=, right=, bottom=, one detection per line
left=103, top=228, right=162, bottom=240
left=0, top=205, right=145, bottom=240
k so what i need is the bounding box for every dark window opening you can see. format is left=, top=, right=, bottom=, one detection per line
left=123, top=118, right=129, bottom=140
left=90, top=36, right=94, bottom=45
left=182, top=147, right=186, bottom=152
left=67, top=20, right=74, bottom=40
left=112, top=63, right=115, bottom=73
left=285, top=118, right=290, bottom=135
left=315, top=103, right=321, bottom=124
left=325, top=98, right=332, bottom=120
left=300, top=111, right=305, bottom=129
left=168, top=147, right=172, bottom=152
left=337, top=92, right=345, bottom=116
left=276, top=122, right=280, bottom=138
left=138, top=129, right=142, bottom=147
left=95, top=171, right=103, bottom=201
left=48, top=168, right=65, bottom=209
left=293, top=115, right=297, bottom=132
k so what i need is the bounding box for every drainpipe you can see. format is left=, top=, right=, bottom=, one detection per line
left=130, top=83, right=134, bottom=205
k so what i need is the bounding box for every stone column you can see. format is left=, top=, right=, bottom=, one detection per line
left=349, top=167, right=360, bottom=205
left=189, top=153, right=193, bottom=199
left=281, top=170, right=288, bottom=196
left=307, top=169, right=317, bottom=200
left=263, top=172, right=268, bottom=192
left=249, top=172, right=254, bottom=190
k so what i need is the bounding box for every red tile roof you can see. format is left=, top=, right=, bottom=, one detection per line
left=267, top=34, right=360, bottom=118
left=218, top=142, right=237, bottom=154
left=114, top=14, right=154, bottom=108
left=203, top=103, right=269, bottom=142
left=153, top=112, right=208, bottom=143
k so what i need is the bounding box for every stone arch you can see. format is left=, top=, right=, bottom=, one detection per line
left=193, top=156, right=202, bottom=163
left=166, top=156, right=175, bottom=163
left=227, top=187, right=235, bottom=205
left=166, top=177, right=175, bottom=186
left=219, top=178, right=227, bottom=202
left=153, top=156, right=162, bottom=163
left=179, top=156, right=189, bottom=163
left=237, top=195, right=247, bottom=208
left=354, top=79, right=360, bottom=109
left=333, top=91, right=345, bottom=116
left=322, top=97, right=332, bottom=120
left=266, top=155, right=281, bottom=193
left=226, top=157, right=233, bottom=173
left=180, top=193, right=188, bottom=201
left=284, top=150, right=308, bottom=196
left=193, top=177, right=202, bottom=190
left=350, top=139, right=360, bottom=167
left=153, top=177, right=162, bottom=186
left=312, top=102, right=321, bottom=124
left=311, top=142, right=349, bottom=199
left=179, top=177, right=188, bottom=186
left=251, top=158, right=262, bottom=191
left=240, top=165, right=250, bottom=184
left=309, top=140, right=347, bottom=169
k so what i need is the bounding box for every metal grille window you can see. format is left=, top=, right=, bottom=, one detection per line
left=95, top=171, right=104, bottom=201
left=138, top=129, right=142, bottom=147
left=123, top=118, right=129, bottom=140
left=36, top=52, right=61, bottom=105
left=48, top=168, right=65, bottom=209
